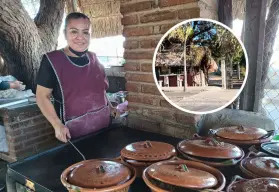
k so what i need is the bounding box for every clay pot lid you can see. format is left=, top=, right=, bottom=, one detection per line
left=67, top=160, right=132, bottom=189
left=178, top=137, right=243, bottom=159
left=261, top=142, right=279, bottom=156
left=120, top=141, right=176, bottom=161
left=229, top=178, right=279, bottom=192
left=146, top=161, right=218, bottom=189
left=215, top=125, right=267, bottom=141
left=244, top=156, right=279, bottom=178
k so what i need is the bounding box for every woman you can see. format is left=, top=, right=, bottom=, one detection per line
left=36, top=12, right=117, bottom=143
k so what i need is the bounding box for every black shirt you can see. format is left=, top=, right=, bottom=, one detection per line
left=36, top=52, right=89, bottom=120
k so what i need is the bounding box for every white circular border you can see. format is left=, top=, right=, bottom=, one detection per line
left=152, top=18, right=249, bottom=115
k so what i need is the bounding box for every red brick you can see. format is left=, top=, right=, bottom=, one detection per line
left=125, top=72, right=154, bottom=83
left=140, top=10, right=176, bottom=23
left=40, top=128, right=54, bottom=135
left=175, top=126, right=193, bottom=138
left=124, top=63, right=140, bottom=71
left=6, top=129, right=22, bottom=137
left=160, top=124, right=176, bottom=137
left=123, top=40, right=139, bottom=49
left=127, top=94, right=160, bottom=106
left=142, top=108, right=175, bottom=121
left=10, top=147, right=35, bottom=157
left=121, top=1, right=153, bottom=14
left=18, top=111, right=42, bottom=121
left=124, top=51, right=154, bottom=60
left=127, top=114, right=160, bottom=133
left=126, top=82, right=141, bottom=92
left=178, top=8, right=200, bottom=19
left=141, top=63, right=153, bottom=72
left=9, top=143, right=24, bottom=151
left=141, top=84, right=160, bottom=95
left=22, top=123, right=47, bottom=133
left=7, top=135, right=26, bottom=144
left=140, top=39, right=159, bottom=48
left=123, top=26, right=153, bottom=37
left=121, top=15, right=139, bottom=25
left=159, top=0, right=197, bottom=7
left=175, top=113, right=200, bottom=124
left=159, top=23, right=179, bottom=34
left=160, top=99, right=174, bottom=108
left=128, top=103, right=143, bottom=114
left=36, top=138, right=59, bottom=151
left=24, top=135, right=49, bottom=146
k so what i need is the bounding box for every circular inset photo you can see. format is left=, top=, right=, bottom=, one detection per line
left=153, top=18, right=248, bottom=115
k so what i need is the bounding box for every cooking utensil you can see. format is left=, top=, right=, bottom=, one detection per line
left=68, top=139, right=86, bottom=161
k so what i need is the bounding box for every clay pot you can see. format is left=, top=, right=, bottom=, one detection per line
left=120, top=141, right=176, bottom=178
left=177, top=134, right=245, bottom=167
left=208, top=126, right=274, bottom=151
left=240, top=151, right=279, bottom=179
left=60, top=158, right=136, bottom=192
left=226, top=175, right=279, bottom=192
left=142, top=159, right=226, bottom=192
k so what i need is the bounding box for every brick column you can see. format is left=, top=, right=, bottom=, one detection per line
left=0, top=104, right=60, bottom=162
left=121, top=0, right=208, bottom=139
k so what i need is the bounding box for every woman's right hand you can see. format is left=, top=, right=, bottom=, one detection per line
left=54, top=124, right=71, bottom=143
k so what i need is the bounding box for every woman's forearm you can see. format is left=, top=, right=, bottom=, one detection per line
left=36, top=95, right=62, bottom=129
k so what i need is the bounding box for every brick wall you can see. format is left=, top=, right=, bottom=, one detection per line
left=121, top=0, right=218, bottom=138
left=0, top=104, right=60, bottom=162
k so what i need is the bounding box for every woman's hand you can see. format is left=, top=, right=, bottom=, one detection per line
left=54, top=123, right=71, bottom=143
left=9, top=80, right=23, bottom=90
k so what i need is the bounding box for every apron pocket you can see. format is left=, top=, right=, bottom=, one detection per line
left=65, top=105, right=110, bottom=138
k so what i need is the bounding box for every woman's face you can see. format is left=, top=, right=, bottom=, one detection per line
left=65, top=18, right=91, bottom=52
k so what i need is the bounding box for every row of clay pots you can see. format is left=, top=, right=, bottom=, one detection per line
left=60, top=125, right=277, bottom=192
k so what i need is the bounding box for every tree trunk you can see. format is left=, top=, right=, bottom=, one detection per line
left=0, top=0, right=65, bottom=92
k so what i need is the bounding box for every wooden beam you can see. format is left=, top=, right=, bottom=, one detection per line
left=239, top=0, right=268, bottom=111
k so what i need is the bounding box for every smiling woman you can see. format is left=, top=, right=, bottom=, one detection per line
left=36, top=12, right=119, bottom=143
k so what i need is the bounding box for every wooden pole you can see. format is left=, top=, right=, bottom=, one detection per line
left=221, top=59, right=227, bottom=89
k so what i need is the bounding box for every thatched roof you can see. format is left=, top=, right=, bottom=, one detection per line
left=66, top=0, right=123, bottom=38
left=155, top=46, right=215, bottom=67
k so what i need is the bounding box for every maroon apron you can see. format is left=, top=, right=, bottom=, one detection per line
left=45, top=50, right=111, bottom=138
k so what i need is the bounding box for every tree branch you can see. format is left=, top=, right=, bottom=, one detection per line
left=34, top=0, right=65, bottom=52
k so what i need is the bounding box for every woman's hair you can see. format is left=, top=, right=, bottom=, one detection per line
left=64, top=12, right=90, bottom=30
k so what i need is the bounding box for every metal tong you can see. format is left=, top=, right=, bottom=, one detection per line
left=68, top=139, right=86, bottom=161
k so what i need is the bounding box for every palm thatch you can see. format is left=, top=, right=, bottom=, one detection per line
left=155, top=46, right=215, bottom=68
left=66, top=0, right=123, bottom=38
